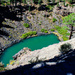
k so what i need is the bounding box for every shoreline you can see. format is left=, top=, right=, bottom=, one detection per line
left=6, top=38, right=75, bottom=69
left=0, top=32, right=62, bottom=56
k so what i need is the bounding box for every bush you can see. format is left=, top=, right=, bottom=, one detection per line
left=66, top=4, right=68, bottom=7
left=44, top=30, right=48, bottom=33
left=21, top=33, right=28, bottom=38
left=21, top=31, right=37, bottom=39
left=39, top=23, right=41, bottom=25
left=41, top=29, right=45, bottom=32
left=28, top=31, right=37, bottom=36
left=62, top=36, right=69, bottom=41
left=0, top=67, right=5, bottom=72
left=54, top=26, right=61, bottom=30
left=50, top=29, right=55, bottom=31
left=52, top=18, right=57, bottom=22
left=57, top=26, right=69, bottom=36
left=0, top=62, right=4, bottom=67
left=41, top=29, right=48, bottom=33
left=57, top=2, right=60, bottom=7
left=0, top=62, right=5, bottom=72
left=28, top=31, right=33, bottom=36
left=52, top=0, right=55, bottom=4
left=46, top=5, right=54, bottom=11
left=63, top=0, right=66, bottom=6
left=59, top=43, right=72, bottom=54
left=68, top=0, right=73, bottom=4
left=47, top=0, right=50, bottom=2
left=54, top=26, right=70, bottom=41
left=32, top=31, right=37, bottom=35
left=57, top=28, right=67, bottom=35
left=69, top=4, right=75, bottom=7
left=23, top=23, right=29, bottom=28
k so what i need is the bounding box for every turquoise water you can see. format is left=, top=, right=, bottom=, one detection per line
left=0, top=34, right=60, bottom=66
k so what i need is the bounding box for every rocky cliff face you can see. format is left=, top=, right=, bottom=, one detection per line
left=7, top=38, right=75, bottom=69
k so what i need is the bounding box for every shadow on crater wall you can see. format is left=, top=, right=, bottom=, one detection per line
left=0, top=49, right=75, bottom=75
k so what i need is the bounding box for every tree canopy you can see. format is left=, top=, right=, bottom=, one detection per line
left=62, top=13, right=75, bottom=25
left=62, top=13, right=75, bottom=39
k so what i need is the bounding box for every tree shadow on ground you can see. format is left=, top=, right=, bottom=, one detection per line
left=0, top=30, right=9, bottom=37
left=38, top=5, right=49, bottom=11
left=48, top=2, right=57, bottom=5
left=0, top=6, right=22, bottom=21
left=23, top=5, right=36, bottom=11
left=70, top=0, right=75, bottom=4
left=33, top=0, right=43, bottom=4
left=0, top=5, right=23, bottom=37
left=14, top=5, right=36, bottom=12
left=0, top=24, right=14, bottom=29
left=71, top=2, right=75, bottom=4
left=0, top=49, right=75, bottom=75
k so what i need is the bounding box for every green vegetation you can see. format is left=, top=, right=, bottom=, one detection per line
left=52, top=18, right=57, bottom=22
left=54, top=25, right=70, bottom=41
left=54, top=25, right=61, bottom=30
left=52, top=0, right=55, bottom=4
left=65, top=4, right=68, bottom=7
left=0, top=0, right=74, bottom=7
left=68, top=0, right=73, bottom=3
left=0, top=0, right=10, bottom=6
left=59, top=43, right=72, bottom=54
left=39, top=21, right=42, bottom=25
left=46, top=5, right=54, bottom=11
left=62, top=13, right=75, bottom=39
left=0, top=62, right=5, bottom=72
left=21, top=31, right=37, bottom=39
left=69, top=4, right=75, bottom=8
left=29, top=6, right=31, bottom=11
left=39, top=23, right=41, bottom=25
left=22, top=0, right=27, bottom=5
left=63, top=0, right=66, bottom=6
left=23, top=23, right=30, bottom=28
left=38, top=0, right=42, bottom=5
left=62, top=35, right=69, bottom=41
left=44, top=30, right=48, bottom=33
left=0, top=0, right=75, bottom=69
left=41, top=29, right=45, bottom=32
left=0, top=62, right=4, bottom=67
left=47, top=0, right=51, bottom=2
left=50, top=29, right=55, bottom=31
left=57, top=26, right=69, bottom=35
left=57, top=2, right=60, bottom=7
left=41, top=29, right=48, bottom=33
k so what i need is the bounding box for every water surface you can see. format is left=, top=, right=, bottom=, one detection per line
left=0, top=34, right=60, bottom=66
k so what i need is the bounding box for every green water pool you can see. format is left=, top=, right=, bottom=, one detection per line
left=0, top=34, right=60, bottom=66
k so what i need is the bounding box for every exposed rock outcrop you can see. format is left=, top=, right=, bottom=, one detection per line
left=13, top=47, right=31, bottom=60
left=7, top=38, right=75, bottom=69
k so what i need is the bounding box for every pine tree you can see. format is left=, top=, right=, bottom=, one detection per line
left=62, top=13, right=75, bottom=39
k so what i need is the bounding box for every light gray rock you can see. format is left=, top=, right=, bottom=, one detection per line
left=13, top=47, right=31, bottom=60
left=7, top=38, right=75, bottom=69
